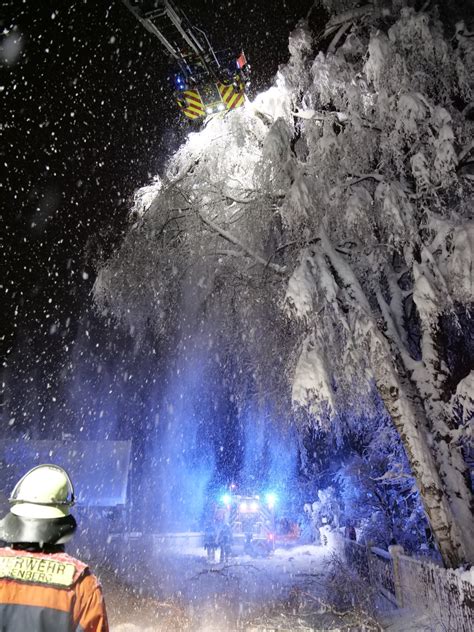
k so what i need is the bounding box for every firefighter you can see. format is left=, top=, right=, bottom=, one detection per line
left=0, top=464, right=108, bottom=631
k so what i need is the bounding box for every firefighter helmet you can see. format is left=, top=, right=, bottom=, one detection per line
left=0, top=465, right=77, bottom=546
left=9, top=464, right=75, bottom=519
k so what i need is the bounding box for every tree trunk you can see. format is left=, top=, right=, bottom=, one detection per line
left=375, top=363, right=474, bottom=567
left=320, top=235, right=474, bottom=567
left=407, top=313, right=474, bottom=564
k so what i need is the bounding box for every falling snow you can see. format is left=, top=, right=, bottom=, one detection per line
left=1, top=0, right=473, bottom=630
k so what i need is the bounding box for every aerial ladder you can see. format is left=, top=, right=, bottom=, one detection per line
left=121, top=0, right=249, bottom=121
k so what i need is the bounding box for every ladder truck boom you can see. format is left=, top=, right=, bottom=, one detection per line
left=120, top=0, right=250, bottom=121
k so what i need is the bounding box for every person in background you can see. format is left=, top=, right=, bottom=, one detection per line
left=0, top=464, right=108, bottom=631
left=344, top=520, right=357, bottom=542
left=203, top=521, right=217, bottom=563
left=217, top=522, right=233, bottom=563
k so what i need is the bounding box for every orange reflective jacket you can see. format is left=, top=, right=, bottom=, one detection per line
left=0, top=547, right=108, bottom=631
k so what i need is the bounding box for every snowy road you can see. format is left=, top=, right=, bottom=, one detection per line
left=99, top=543, right=334, bottom=631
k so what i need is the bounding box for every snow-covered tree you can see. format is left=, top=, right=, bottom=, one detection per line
left=95, top=2, right=473, bottom=566
left=335, top=419, right=430, bottom=553
left=298, top=397, right=431, bottom=553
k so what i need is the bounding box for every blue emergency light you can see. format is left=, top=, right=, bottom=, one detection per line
left=265, top=492, right=277, bottom=508
left=175, top=74, right=185, bottom=89
left=221, top=493, right=232, bottom=506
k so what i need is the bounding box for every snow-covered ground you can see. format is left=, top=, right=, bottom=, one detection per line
left=96, top=536, right=454, bottom=631
left=96, top=541, right=343, bottom=631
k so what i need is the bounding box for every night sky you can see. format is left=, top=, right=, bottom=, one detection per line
left=1, top=0, right=318, bottom=435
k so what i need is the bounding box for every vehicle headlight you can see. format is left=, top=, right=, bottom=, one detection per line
left=206, top=107, right=213, bottom=114
left=218, top=103, right=225, bottom=111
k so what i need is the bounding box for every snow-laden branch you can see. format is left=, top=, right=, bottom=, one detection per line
left=223, top=193, right=257, bottom=205
left=320, top=4, right=380, bottom=42
left=305, top=0, right=318, bottom=21
left=201, top=249, right=244, bottom=259
left=457, top=140, right=474, bottom=178
left=326, top=4, right=374, bottom=29
left=458, top=140, right=474, bottom=163
left=320, top=230, right=372, bottom=315
left=374, top=287, right=417, bottom=371
left=327, top=22, right=353, bottom=56
left=371, top=467, right=414, bottom=483
left=344, top=173, right=385, bottom=189
left=196, top=210, right=286, bottom=275
left=292, top=109, right=349, bottom=123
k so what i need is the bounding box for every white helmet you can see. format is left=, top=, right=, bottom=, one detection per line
left=9, top=464, right=75, bottom=520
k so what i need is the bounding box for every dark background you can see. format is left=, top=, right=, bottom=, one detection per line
left=1, top=0, right=318, bottom=433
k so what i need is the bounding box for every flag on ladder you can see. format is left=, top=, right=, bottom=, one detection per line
left=236, top=51, right=247, bottom=69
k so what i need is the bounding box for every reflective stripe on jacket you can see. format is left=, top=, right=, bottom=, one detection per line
left=0, top=547, right=108, bottom=632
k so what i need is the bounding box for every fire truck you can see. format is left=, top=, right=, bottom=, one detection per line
left=121, top=0, right=250, bottom=121
left=217, top=489, right=301, bottom=555
left=217, top=492, right=277, bottom=556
